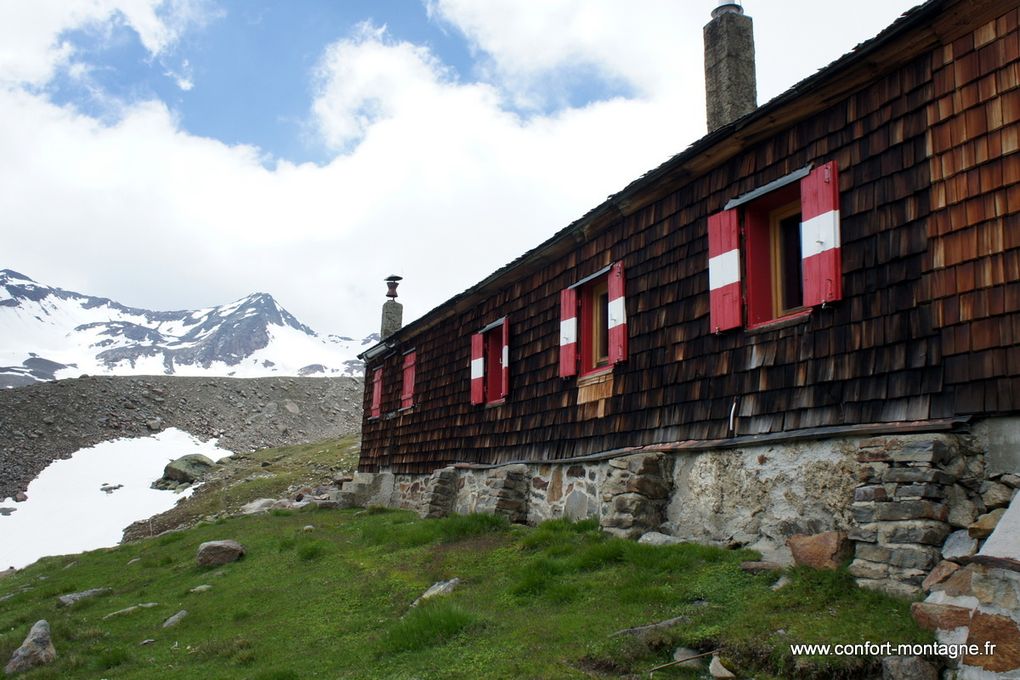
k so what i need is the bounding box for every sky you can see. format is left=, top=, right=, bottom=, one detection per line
left=1, top=0, right=922, bottom=339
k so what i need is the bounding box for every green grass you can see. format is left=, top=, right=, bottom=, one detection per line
left=123, top=434, right=361, bottom=540
left=0, top=510, right=931, bottom=679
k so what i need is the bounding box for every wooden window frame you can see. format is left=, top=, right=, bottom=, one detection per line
left=579, top=275, right=612, bottom=377
left=482, top=324, right=505, bottom=404
left=744, top=186, right=810, bottom=329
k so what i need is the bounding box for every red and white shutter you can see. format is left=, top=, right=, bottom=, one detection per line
left=708, top=209, right=742, bottom=332
left=400, top=351, right=416, bottom=409
left=470, top=333, right=485, bottom=405
left=607, top=261, right=627, bottom=364
left=800, top=161, right=842, bottom=307
left=559, top=288, right=577, bottom=377
left=370, top=367, right=383, bottom=417
left=500, top=317, right=510, bottom=399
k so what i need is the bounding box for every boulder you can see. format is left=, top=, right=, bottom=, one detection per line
left=787, top=531, right=851, bottom=570
left=709, top=655, right=736, bottom=678
left=922, top=561, right=961, bottom=592
left=411, top=578, right=460, bottom=607
left=969, top=508, right=1007, bottom=539
left=239, top=498, right=276, bottom=515
left=881, top=655, right=938, bottom=679
left=57, top=587, right=110, bottom=607
left=964, top=612, right=1020, bottom=672
left=196, top=540, right=246, bottom=567
left=671, top=647, right=705, bottom=670
left=942, top=529, right=978, bottom=560
left=162, top=610, right=187, bottom=628
left=4, top=620, right=56, bottom=675
left=162, top=454, right=216, bottom=484
left=638, top=531, right=683, bottom=546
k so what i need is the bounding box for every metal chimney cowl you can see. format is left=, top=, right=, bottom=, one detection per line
left=380, top=275, right=403, bottom=339
left=704, top=0, right=758, bottom=132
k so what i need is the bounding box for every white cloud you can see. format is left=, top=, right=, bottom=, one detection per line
left=0, top=0, right=218, bottom=87
left=0, top=1, right=924, bottom=341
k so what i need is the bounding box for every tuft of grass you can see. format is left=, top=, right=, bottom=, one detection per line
left=379, top=600, right=478, bottom=654
left=296, top=540, right=330, bottom=561
left=93, top=646, right=131, bottom=671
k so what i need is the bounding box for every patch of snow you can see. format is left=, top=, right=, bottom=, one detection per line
left=0, top=429, right=231, bottom=570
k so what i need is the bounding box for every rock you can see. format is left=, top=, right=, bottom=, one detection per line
left=127, top=558, right=141, bottom=565
left=969, top=509, right=1007, bottom=539
left=99, top=483, right=123, bottom=494
left=771, top=575, right=792, bottom=591
left=140, top=639, right=155, bottom=646
left=740, top=561, right=783, bottom=574
left=14, top=492, right=26, bottom=502
left=102, top=603, right=158, bottom=620
left=932, top=567, right=974, bottom=597
left=942, top=530, right=979, bottom=560
left=637, top=531, right=683, bottom=546
left=922, top=561, right=961, bottom=591
left=146, top=417, right=163, bottom=431
left=4, top=620, right=56, bottom=675
left=881, top=655, right=938, bottom=679
left=411, top=578, right=461, bottom=607
left=910, top=602, right=971, bottom=631
left=982, top=482, right=1014, bottom=510
left=302, top=525, right=314, bottom=532
left=162, top=454, right=215, bottom=484
left=610, top=616, right=688, bottom=639
left=709, top=655, right=736, bottom=678
left=672, top=647, right=705, bottom=669
left=189, top=585, right=212, bottom=593
left=240, top=498, right=276, bottom=515
left=787, top=531, right=851, bottom=570
left=57, top=587, right=111, bottom=606
left=1002, top=474, right=1020, bottom=489
left=973, top=494, right=1020, bottom=571
left=162, top=610, right=187, bottom=628
left=0, top=508, right=15, bottom=516
left=964, top=612, right=1020, bottom=672
left=196, top=540, right=246, bottom=567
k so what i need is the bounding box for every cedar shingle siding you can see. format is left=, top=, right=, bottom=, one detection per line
left=360, top=1, right=1020, bottom=475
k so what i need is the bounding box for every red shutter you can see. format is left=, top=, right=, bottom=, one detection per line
left=607, top=261, right=627, bottom=364
left=559, top=288, right=577, bottom=377
left=370, top=367, right=382, bottom=417
left=400, top=351, right=416, bottom=409
left=708, top=209, right=742, bottom=332
left=500, top=316, right=510, bottom=398
left=470, top=332, right=485, bottom=405
left=800, top=161, right=842, bottom=307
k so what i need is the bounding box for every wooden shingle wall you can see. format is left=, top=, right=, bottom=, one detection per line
left=926, top=9, right=1020, bottom=416
left=360, top=7, right=1020, bottom=475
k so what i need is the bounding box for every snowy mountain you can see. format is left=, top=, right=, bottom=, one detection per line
left=0, top=269, right=374, bottom=387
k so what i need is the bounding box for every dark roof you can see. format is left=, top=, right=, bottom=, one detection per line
left=361, top=0, right=945, bottom=359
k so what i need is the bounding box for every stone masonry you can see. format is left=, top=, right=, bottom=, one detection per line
left=849, top=435, right=987, bottom=597
left=600, top=453, right=672, bottom=539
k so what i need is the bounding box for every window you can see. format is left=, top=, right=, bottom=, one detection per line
left=559, top=261, right=627, bottom=378
left=370, top=367, right=383, bottom=418
left=400, top=350, right=416, bottom=409
left=470, top=317, right=509, bottom=405
left=708, top=161, right=842, bottom=332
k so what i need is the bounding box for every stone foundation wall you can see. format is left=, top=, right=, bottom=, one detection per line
left=349, top=428, right=1007, bottom=599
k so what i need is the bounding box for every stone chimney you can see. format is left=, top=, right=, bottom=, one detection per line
left=703, top=1, right=757, bottom=132
left=380, top=275, right=403, bottom=339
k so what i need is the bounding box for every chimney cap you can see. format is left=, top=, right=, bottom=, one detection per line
left=384, top=275, right=402, bottom=299
left=711, top=1, right=743, bottom=18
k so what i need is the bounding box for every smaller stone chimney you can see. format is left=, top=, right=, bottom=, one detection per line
left=380, top=275, right=403, bottom=339
left=704, top=1, right=757, bottom=132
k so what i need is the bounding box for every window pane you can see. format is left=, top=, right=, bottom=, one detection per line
left=778, top=212, right=802, bottom=313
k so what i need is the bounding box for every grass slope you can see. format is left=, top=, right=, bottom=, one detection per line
left=1, top=509, right=931, bottom=679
